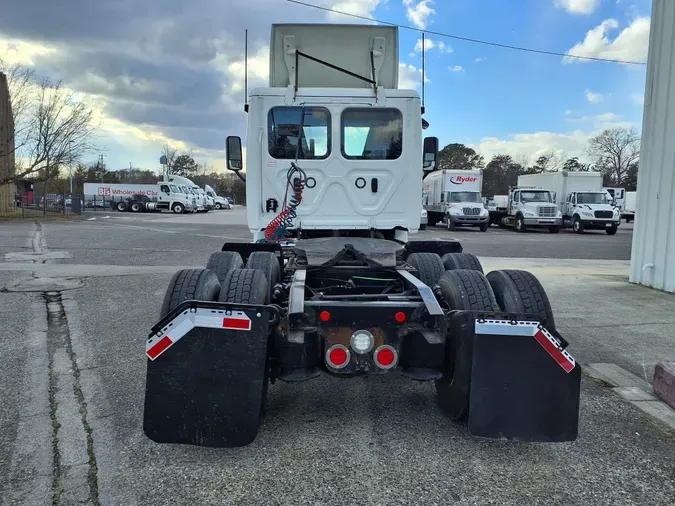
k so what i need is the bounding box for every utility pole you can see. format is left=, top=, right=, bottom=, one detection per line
left=68, top=140, right=73, bottom=194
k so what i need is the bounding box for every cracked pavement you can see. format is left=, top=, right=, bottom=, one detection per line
left=0, top=213, right=674, bottom=506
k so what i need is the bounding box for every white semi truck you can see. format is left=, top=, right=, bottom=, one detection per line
left=167, top=175, right=211, bottom=212
left=83, top=182, right=195, bottom=213
left=422, top=169, right=489, bottom=231
left=143, top=23, right=580, bottom=449
left=205, top=184, right=231, bottom=209
left=519, top=172, right=620, bottom=235
left=603, top=187, right=626, bottom=210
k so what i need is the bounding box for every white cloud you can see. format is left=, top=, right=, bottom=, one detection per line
left=554, top=0, right=601, bottom=15
left=398, top=63, right=429, bottom=89
left=403, top=0, right=435, bottom=30
left=474, top=57, right=487, bottom=63
left=564, top=111, right=632, bottom=130
left=0, top=38, right=56, bottom=66
left=472, top=130, right=594, bottom=165
left=563, top=17, right=650, bottom=64
left=449, top=65, right=464, bottom=73
left=585, top=89, right=605, bottom=103
left=413, top=37, right=453, bottom=54
left=327, top=0, right=384, bottom=22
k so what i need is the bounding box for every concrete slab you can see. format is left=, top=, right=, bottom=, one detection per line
left=627, top=400, right=675, bottom=431
left=612, top=386, right=657, bottom=402
left=584, top=363, right=653, bottom=391
left=653, top=362, right=675, bottom=410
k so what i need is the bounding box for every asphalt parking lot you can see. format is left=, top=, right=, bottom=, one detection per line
left=1, top=209, right=674, bottom=506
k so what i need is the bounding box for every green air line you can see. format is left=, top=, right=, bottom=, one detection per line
left=352, top=276, right=398, bottom=282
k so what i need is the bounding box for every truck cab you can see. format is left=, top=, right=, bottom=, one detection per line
left=156, top=182, right=193, bottom=214
left=505, top=187, right=562, bottom=233
left=564, top=191, right=620, bottom=234
left=205, top=185, right=230, bottom=209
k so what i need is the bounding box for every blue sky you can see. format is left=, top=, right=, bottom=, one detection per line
left=0, top=0, right=652, bottom=170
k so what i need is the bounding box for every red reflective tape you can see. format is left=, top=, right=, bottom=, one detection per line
left=222, top=317, right=251, bottom=331
left=147, top=335, right=173, bottom=360
left=534, top=330, right=575, bottom=373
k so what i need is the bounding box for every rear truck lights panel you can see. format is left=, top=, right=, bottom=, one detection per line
left=467, top=316, right=581, bottom=442
left=143, top=301, right=280, bottom=448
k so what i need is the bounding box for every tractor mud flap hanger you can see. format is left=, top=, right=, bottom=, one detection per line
left=143, top=301, right=280, bottom=448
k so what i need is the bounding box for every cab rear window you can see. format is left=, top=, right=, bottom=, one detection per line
left=341, top=108, right=402, bottom=160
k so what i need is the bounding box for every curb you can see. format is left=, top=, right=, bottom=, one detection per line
left=585, top=363, right=675, bottom=431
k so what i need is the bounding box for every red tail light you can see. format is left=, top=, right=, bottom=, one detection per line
left=326, top=344, right=350, bottom=369
left=374, top=345, right=398, bottom=370
left=394, top=311, right=406, bottom=323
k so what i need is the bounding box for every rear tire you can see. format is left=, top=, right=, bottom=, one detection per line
left=486, top=269, right=556, bottom=330
left=441, top=253, right=484, bottom=274
left=246, top=251, right=281, bottom=292
left=206, top=251, right=245, bottom=283
left=435, top=270, right=498, bottom=420
left=407, top=252, right=445, bottom=286
left=131, top=202, right=141, bottom=212
left=116, top=202, right=127, bottom=212
left=438, top=269, right=499, bottom=311
left=159, top=268, right=220, bottom=318
left=219, top=268, right=271, bottom=419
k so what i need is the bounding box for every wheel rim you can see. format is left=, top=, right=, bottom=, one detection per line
left=517, top=219, right=522, bottom=230
left=573, top=220, right=579, bottom=231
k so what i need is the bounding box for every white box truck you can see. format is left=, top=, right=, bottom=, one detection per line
left=518, top=172, right=621, bottom=235
left=422, top=169, right=489, bottom=231
left=622, top=191, right=636, bottom=222
left=84, top=182, right=195, bottom=213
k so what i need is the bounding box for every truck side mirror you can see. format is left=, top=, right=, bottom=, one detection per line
left=423, top=137, right=438, bottom=171
left=226, top=136, right=243, bottom=171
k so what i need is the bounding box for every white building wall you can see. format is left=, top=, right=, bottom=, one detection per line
left=629, top=0, right=675, bottom=293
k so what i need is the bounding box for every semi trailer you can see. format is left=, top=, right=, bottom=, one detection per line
left=143, top=23, right=580, bottom=449
left=84, top=182, right=195, bottom=213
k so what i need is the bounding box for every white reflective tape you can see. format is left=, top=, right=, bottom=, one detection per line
left=474, top=319, right=539, bottom=336
left=146, top=307, right=256, bottom=360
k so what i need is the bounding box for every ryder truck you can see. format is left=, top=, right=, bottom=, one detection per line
left=423, top=169, right=489, bottom=231
left=143, top=23, right=580, bottom=449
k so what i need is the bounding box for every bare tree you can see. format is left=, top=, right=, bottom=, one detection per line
left=160, top=143, right=177, bottom=176
left=532, top=150, right=563, bottom=173
left=0, top=60, right=98, bottom=186
left=588, top=127, right=640, bottom=185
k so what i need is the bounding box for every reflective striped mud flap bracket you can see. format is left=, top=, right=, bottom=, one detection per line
left=468, top=314, right=581, bottom=442
left=143, top=301, right=279, bottom=448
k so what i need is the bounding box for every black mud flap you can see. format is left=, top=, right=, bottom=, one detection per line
left=467, top=314, right=581, bottom=442
left=143, top=301, right=279, bottom=448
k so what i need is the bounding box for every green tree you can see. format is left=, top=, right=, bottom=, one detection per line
left=170, top=154, right=199, bottom=178
left=437, top=143, right=485, bottom=171
left=483, top=154, right=525, bottom=196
